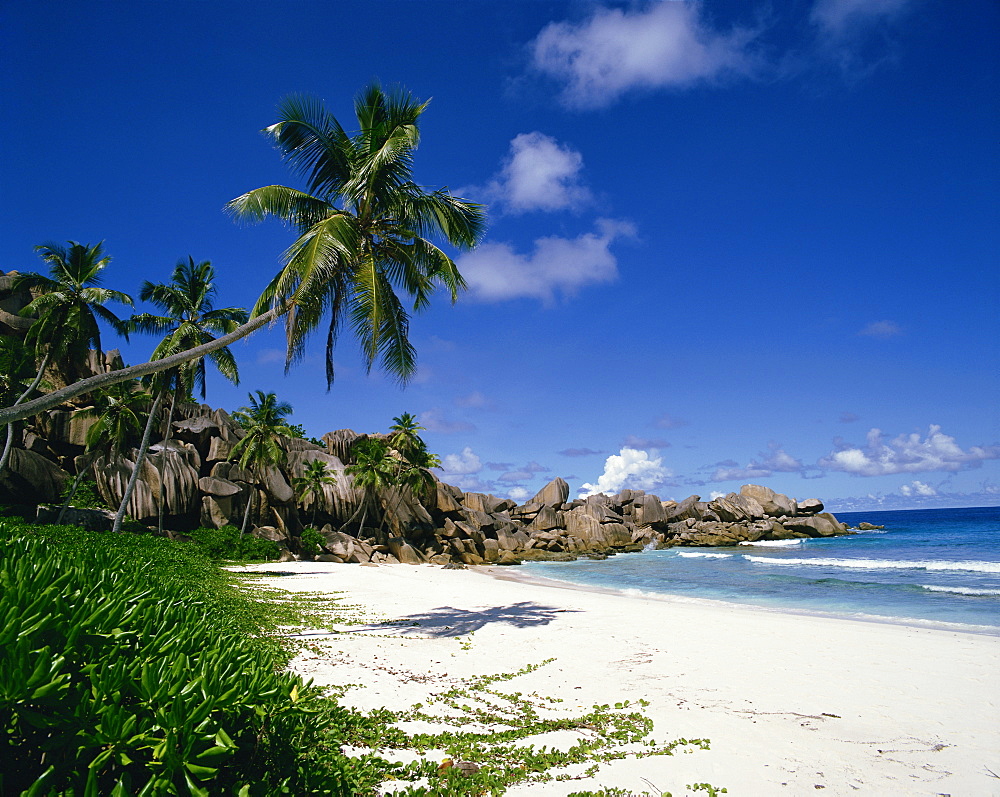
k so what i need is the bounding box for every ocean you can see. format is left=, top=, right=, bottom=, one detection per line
left=519, top=506, right=1000, bottom=633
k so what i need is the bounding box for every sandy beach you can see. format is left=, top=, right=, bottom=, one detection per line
left=237, top=561, right=1000, bottom=796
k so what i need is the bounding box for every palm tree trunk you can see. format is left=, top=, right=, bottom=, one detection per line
left=0, top=351, right=51, bottom=473
left=57, top=452, right=95, bottom=523
left=0, top=307, right=287, bottom=426
left=240, top=486, right=255, bottom=538
left=157, top=387, right=178, bottom=536
left=112, top=392, right=163, bottom=534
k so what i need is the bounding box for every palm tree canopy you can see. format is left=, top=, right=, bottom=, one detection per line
left=229, top=390, right=295, bottom=475
left=293, top=459, right=337, bottom=499
left=15, top=241, right=133, bottom=363
left=129, top=256, right=248, bottom=398
left=345, top=438, right=396, bottom=492
left=0, top=337, right=39, bottom=405
left=83, top=382, right=151, bottom=457
left=227, top=84, right=487, bottom=387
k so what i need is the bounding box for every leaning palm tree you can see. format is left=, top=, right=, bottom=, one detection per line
left=125, top=257, right=248, bottom=533
left=1, top=242, right=133, bottom=471
left=229, top=391, right=295, bottom=535
left=0, top=85, right=485, bottom=426
left=293, top=459, right=337, bottom=528
left=388, top=412, right=427, bottom=462
left=226, top=84, right=486, bottom=386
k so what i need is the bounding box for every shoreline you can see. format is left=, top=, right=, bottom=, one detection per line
left=488, top=562, right=1000, bottom=638
left=235, top=561, right=1000, bottom=795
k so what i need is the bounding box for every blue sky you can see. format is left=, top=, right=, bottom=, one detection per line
left=4, top=0, right=998, bottom=511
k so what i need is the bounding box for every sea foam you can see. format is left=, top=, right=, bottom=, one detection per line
left=920, top=585, right=1000, bottom=597
left=738, top=539, right=805, bottom=547
left=676, top=551, right=732, bottom=559
left=743, top=556, right=1000, bottom=574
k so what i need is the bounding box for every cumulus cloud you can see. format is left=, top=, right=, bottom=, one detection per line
left=457, top=218, right=635, bottom=303
left=859, top=320, right=903, bottom=339
left=531, top=2, right=758, bottom=109
left=418, top=408, right=476, bottom=434
left=479, top=132, right=591, bottom=214
left=820, top=425, right=1000, bottom=477
left=811, top=0, right=911, bottom=37
left=559, top=447, right=606, bottom=457
left=899, top=480, right=937, bottom=497
left=508, top=486, right=531, bottom=502
left=439, top=446, right=483, bottom=476
left=623, top=435, right=671, bottom=449
left=579, top=447, right=673, bottom=497
left=710, top=443, right=806, bottom=482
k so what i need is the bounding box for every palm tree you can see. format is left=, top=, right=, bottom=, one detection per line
left=226, top=84, right=487, bottom=385
left=388, top=412, right=426, bottom=461
left=229, top=391, right=295, bottom=535
left=384, top=414, right=440, bottom=530
left=60, top=381, right=150, bottom=523
left=1, top=242, right=133, bottom=471
left=344, top=438, right=396, bottom=539
left=0, top=85, right=485, bottom=426
left=293, top=459, right=337, bottom=528
left=126, top=257, right=248, bottom=533
left=0, top=337, right=43, bottom=473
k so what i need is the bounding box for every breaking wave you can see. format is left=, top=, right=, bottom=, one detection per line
left=920, top=585, right=1000, bottom=596
left=743, top=556, right=1000, bottom=574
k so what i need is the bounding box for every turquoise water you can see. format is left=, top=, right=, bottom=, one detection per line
left=521, top=506, right=1000, bottom=632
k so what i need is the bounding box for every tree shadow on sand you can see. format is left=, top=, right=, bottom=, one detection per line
left=357, top=602, right=580, bottom=637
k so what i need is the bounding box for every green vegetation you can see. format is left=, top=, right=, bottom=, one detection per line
left=0, top=519, right=720, bottom=795
left=300, top=527, right=326, bottom=558
left=186, top=524, right=281, bottom=562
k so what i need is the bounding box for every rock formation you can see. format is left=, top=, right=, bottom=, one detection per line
left=1, top=398, right=852, bottom=565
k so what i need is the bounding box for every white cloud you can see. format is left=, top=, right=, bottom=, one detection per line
left=709, top=490, right=726, bottom=500
left=457, top=218, right=635, bottom=303
left=710, top=443, right=805, bottom=482
left=508, top=486, right=531, bottom=502
left=811, top=0, right=911, bottom=37
left=579, top=447, right=672, bottom=497
left=820, top=425, right=1000, bottom=477
left=531, top=2, right=758, bottom=109
left=418, top=408, right=476, bottom=434
left=439, top=446, right=482, bottom=476
left=481, top=132, right=591, bottom=214
left=859, top=320, right=903, bottom=338
left=899, top=480, right=937, bottom=497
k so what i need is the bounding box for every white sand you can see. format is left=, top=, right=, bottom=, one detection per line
left=236, top=561, right=1000, bottom=796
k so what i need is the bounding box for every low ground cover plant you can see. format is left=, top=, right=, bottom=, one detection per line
left=0, top=519, right=377, bottom=795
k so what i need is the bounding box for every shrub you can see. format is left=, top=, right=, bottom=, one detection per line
left=0, top=520, right=367, bottom=795
left=58, top=477, right=108, bottom=509
left=188, top=524, right=280, bottom=562
left=300, top=527, right=326, bottom=557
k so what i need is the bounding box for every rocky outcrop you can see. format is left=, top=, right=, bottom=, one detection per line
left=0, top=379, right=848, bottom=565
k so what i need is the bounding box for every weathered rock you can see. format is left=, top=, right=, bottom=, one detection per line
left=740, top=484, right=797, bottom=517
left=529, top=504, right=563, bottom=531
left=632, top=494, right=667, bottom=526
left=664, top=495, right=702, bottom=522
left=856, top=522, right=885, bottom=531
left=496, top=551, right=521, bottom=565
left=797, top=498, right=824, bottom=515
left=530, top=477, right=569, bottom=508
left=0, top=449, right=69, bottom=504
left=36, top=505, right=113, bottom=531
left=199, top=476, right=240, bottom=497
left=782, top=513, right=844, bottom=538
left=435, top=482, right=464, bottom=514
left=200, top=495, right=233, bottom=529
left=387, top=537, right=424, bottom=564
left=261, top=465, right=294, bottom=504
